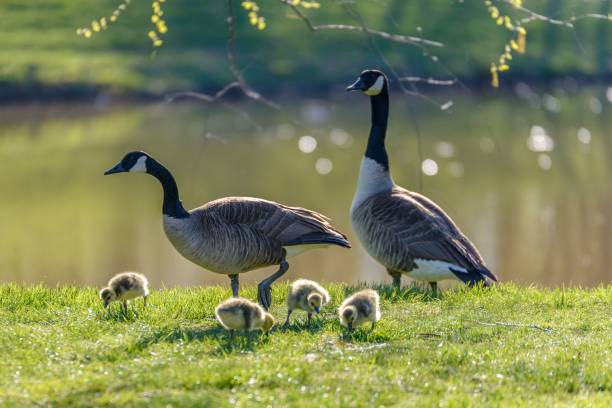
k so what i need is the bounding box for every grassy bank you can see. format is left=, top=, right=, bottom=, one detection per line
left=0, top=283, right=610, bottom=407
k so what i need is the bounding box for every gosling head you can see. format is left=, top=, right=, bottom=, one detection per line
left=346, top=69, right=388, bottom=96
left=307, top=293, right=324, bottom=314
left=104, top=151, right=153, bottom=176
left=341, top=306, right=357, bottom=332
left=262, top=312, right=275, bottom=335
left=99, top=287, right=117, bottom=308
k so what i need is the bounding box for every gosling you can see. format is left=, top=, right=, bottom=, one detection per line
left=338, top=289, right=380, bottom=332
left=285, top=279, right=330, bottom=327
left=215, top=298, right=275, bottom=338
left=99, top=272, right=149, bottom=313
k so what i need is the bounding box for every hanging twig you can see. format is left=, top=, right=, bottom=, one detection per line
left=226, top=0, right=282, bottom=111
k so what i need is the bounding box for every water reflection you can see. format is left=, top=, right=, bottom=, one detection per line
left=0, top=91, right=610, bottom=287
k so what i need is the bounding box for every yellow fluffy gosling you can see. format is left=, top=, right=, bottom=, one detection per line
left=99, top=272, right=149, bottom=312
left=215, top=298, right=275, bottom=338
left=338, top=289, right=380, bottom=332
left=285, top=279, right=330, bottom=327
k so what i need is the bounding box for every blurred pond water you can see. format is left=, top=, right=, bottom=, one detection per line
left=0, top=88, right=610, bottom=288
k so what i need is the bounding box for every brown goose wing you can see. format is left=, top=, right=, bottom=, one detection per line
left=199, top=197, right=350, bottom=248
left=404, top=189, right=488, bottom=267
left=362, top=188, right=494, bottom=280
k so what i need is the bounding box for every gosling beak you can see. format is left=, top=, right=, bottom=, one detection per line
left=346, top=78, right=366, bottom=92
left=104, top=162, right=125, bottom=175
left=314, top=306, right=321, bottom=314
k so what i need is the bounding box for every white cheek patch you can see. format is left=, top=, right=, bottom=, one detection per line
left=364, top=76, right=385, bottom=96
left=129, top=156, right=147, bottom=173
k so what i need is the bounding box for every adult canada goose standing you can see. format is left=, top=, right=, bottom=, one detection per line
left=104, top=151, right=350, bottom=309
left=346, top=70, right=497, bottom=291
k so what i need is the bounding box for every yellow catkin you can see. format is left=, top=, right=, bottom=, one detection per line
left=490, top=64, right=499, bottom=88
left=517, top=27, right=526, bottom=54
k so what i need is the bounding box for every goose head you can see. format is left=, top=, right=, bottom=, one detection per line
left=99, top=287, right=116, bottom=308
left=104, top=151, right=153, bottom=176
left=307, top=293, right=324, bottom=313
left=341, top=305, right=357, bottom=332
left=346, top=69, right=388, bottom=96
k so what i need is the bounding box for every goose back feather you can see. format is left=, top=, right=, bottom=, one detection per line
left=164, top=197, right=349, bottom=275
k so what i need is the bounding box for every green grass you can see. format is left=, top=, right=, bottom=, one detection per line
left=0, top=283, right=610, bottom=407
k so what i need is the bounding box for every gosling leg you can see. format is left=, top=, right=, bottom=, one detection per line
left=387, top=269, right=402, bottom=290
left=283, top=309, right=293, bottom=327
left=229, top=274, right=239, bottom=298
left=371, top=321, right=376, bottom=332
left=307, top=312, right=312, bottom=327
left=257, top=250, right=289, bottom=310
left=122, top=300, right=128, bottom=314
left=143, top=296, right=147, bottom=309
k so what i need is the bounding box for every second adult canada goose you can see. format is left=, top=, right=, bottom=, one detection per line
left=346, top=70, right=497, bottom=291
left=104, top=151, right=350, bottom=309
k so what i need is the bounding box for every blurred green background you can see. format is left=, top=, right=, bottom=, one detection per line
left=1, top=0, right=609, bottom=97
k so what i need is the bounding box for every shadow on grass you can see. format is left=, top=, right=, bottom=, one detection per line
left=214, top=331, right=273, bottom=355
left=280, top=315, right=327, bottom=334
left=338, top=328, right=390, bottom=343
left=98, top=306, right=144, bottom=322
left=128, top=325, right=273, bottom=354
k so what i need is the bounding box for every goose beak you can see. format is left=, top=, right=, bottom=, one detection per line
left=314, top=306, right=321, bottom=314
left=103, top=300, right=109, bottom=308
left=104, top=162, right=125, bottom=175
left=347, top=322, right=353, bottom=332
left=346, top=78, right=366, bottom=91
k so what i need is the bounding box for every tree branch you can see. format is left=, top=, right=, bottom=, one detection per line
left=399, top=76, right=457, bottom=86
left=280, top=0, right=443, bottom=48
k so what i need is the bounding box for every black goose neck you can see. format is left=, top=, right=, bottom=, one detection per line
left=365, top=86, right=390, bottom=171
left=147, top=160, right=189, bottom=219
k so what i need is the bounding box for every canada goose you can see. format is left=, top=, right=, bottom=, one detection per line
left=99, top=272, right=149, bottom=312
left=215, top=297, right=275, bottom=337
left=346, top=70, right=498, bottom=291
left=285, top=279, right=330, bottom=327
left=338, top=289, right=380, bottom=332
left=104, top=151, right=350, bottom=309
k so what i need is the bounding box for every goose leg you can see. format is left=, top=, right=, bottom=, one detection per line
left=143, top=296, right=147, bottom=309
left=229, top=274, right=239, bottom=297
left=258, top=252, right=289, bottom=310
left=429, top=281, right=438, bottom=294
left=387, top=269, right=402, bottom=290
left=307, top=312, right=312, bottom=327
left=122, top=300, right=128, bottom=314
